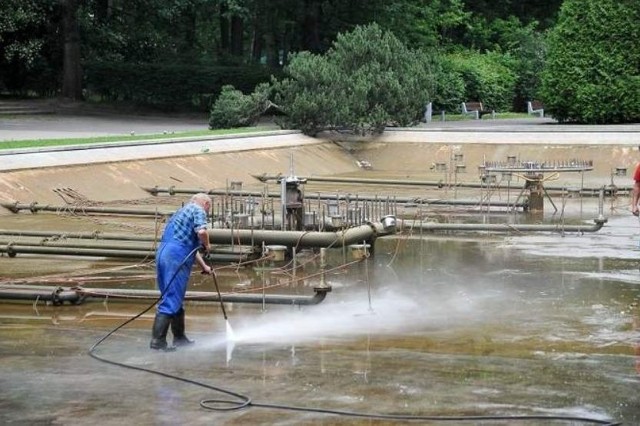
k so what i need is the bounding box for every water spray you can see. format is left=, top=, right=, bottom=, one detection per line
left=209, top=268, right=235, bottom=342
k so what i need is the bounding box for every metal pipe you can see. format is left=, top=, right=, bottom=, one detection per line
left=0, top=202, right=173, bottom=217
left=140, top=186, right=526, bottom=209
left=0, top=240, right=155, bottom=252
left=0, top=284, right=332, bottom=306
left=0, top=229, right=155, bottom=241
left=398, top=217, right=607, bottom=233
left=0, top=244, right=154, bottom=258
left=208, top=223, right=386, bottom=248
left=247, top=175, right=630, bottom=197
left=0, top=240, right=255, bottom=256
left=0, top=222, right=390, bottom=259
left=253, top=174, right=485, bottom=188
left=0, top=244, right=252, bottom=262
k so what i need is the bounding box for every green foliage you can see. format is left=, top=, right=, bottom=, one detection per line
left=84, top=62, right=277, bottom=111
left=509, top=25, right=546, bottom=111
left=461, top=0, right=562, bottom=29
left=446, top=50, right=516, bottom=111
left=0, top=0, right=60, bottom=94
left=429, top=60, right=466, bottom=112
left=273, top=23, right=438, bottom=135
left=209, top=83, right=272, bottom=129
left=540, top=0, right=640, bottom=123
left=376, top=0, right=470, bottom=49
left=78, top=0, right=218, bottom=64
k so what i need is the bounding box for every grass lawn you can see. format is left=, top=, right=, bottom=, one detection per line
left=0, top=126, right=280, bottom=151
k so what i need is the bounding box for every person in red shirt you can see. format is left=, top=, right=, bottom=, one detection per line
left=633, top=163, right=640, bottom=216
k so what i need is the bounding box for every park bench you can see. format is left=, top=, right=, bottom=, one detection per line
left=461, top=101, right=494, bottom=119
left=527, top=100, right=544, bottom=117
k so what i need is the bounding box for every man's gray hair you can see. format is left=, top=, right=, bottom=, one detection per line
left=191, top=193, right=212, bottom=205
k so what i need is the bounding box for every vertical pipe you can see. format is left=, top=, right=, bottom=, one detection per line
left=361, top=241, right=371, bottom=308
left=281, top=179, right=287, bottom=231
left=292, top=246, right=297, bottom=289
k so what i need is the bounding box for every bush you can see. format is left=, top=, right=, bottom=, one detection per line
left=209, top=83, right=271, bottom=129
left=428, top=59, right=466, bottom=113
left=446, top=50, right=516, bottom=112
left=540, top=0, right=640, bottom=123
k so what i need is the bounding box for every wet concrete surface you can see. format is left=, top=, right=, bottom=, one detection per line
left=1, top=196, right=639, bottom=425
left=1, top=113, right=640, bottom=425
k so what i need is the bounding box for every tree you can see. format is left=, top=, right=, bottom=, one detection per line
left=540, top=0, right=640, bottom=123
left=273, top=23, right=438, bottom=135
left=61, top=0, right=83, bottom=100
left=0, top=0, right=59, bottom=95
left=375, top=0, right=470, bottom=49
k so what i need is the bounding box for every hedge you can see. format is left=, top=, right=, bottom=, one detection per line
left=83, top=62, right=279, bottom=111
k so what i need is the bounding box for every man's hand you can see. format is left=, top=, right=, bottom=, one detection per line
left=201, top=264, right=213, bottom=275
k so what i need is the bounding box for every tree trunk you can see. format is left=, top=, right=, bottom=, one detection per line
left=301, top=0, right=321, bottom=52
left=231, top=16, right=244, bottom=58
left=250, top=18, right=263, bottom=63
left=219, top=2, right=230, bottom=55
left=95, top=0, right=113, bottom=23
left=61, top=0, right=83, bottom=100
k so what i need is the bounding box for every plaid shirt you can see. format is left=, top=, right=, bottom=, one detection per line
left=166, top=202, right=208, bottom=246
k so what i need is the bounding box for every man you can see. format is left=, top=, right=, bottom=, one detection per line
left=150, top=193, right=213, bottom=351
left=633, top=162, right=640, bottom=216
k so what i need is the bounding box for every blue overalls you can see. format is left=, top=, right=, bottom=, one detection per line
left=155, top=206, right=205, bottom=315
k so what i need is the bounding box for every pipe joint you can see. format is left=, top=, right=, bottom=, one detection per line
left=51, top=287, right=64, bottom=306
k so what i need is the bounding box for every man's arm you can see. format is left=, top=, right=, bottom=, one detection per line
left=195, top=250, right=212, bottom=274
left=632, top=164, right=640, bottom=216
left=197, top=227, right=210, bottom=252
left=632, top=182, right=640, bottom=216
left=195, top=227, right=212, bottom=273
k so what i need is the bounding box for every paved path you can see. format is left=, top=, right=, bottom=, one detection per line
left=0, top=113, right=208, bottom=140
left=2, top=110, right=639, bottom=172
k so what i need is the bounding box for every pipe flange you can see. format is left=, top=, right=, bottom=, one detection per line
left=7, top=201, right=20, bottom=214
left=168, top=185, right=176, bottom=196
left=71, top=287, right=87, bottom=305
left=6, top=243, right=17, bottom=258
left=29, top=202, right=39, bottom=214
left=51, top=287, right=64, bottom=306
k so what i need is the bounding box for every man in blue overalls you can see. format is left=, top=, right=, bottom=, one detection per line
left=150, top=193, right=213, bottom=351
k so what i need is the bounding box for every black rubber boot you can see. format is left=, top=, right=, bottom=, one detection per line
left=150, top=313, right=176, bottom=351
left=171, top=308, right=195, bottom=347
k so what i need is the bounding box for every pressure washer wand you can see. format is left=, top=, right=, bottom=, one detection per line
left=201, top=251, right=228, bottom=320
left=210, top=269, right=228, bottom=321
left=202, top=250, right=234, bottom=340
